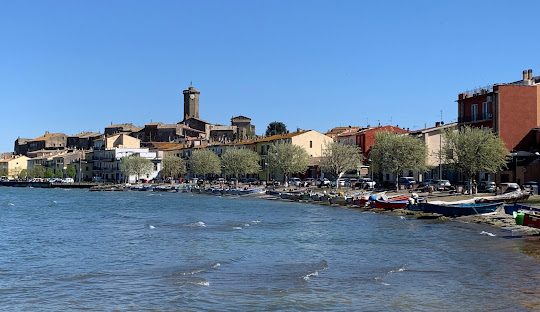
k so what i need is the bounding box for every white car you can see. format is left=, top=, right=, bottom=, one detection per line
left=62, top=178, right=74, bottom=183
left=289, top=178, right=302, bottom=186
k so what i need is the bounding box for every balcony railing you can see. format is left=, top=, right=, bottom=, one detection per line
left=458, top=113, right=493, bottom=123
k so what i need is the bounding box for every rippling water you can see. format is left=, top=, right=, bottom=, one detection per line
left=1, top=187, right=540, bottom=311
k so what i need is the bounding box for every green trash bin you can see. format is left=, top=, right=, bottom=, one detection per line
left=515, top=212, right=525, bottom=225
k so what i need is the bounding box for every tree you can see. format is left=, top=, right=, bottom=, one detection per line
left=66, top=165, right=77, bottom=179
left=221, top=148, right=260, bottom=178
left=268, top=141, right=310, bottom=183
left=320, top=142, right=363, bottom=186
left=0, top=168, right=7, bottom=177
left=55, top=168, right=63, bottom=178
left=161, top=155, right=186, bottom=179
left=45, top=168, right=54, bottom=179
left=442, top=125, right=507, bottom=193
left=28, top=165, right=45, bottom=178
left=265, top=121, right=287, bottom=137
left=189, top=150, right=221, bottom=179
left=120, top=155, right=154, bottom=182
left=18, top=169, right=27, bottom=179
left=370, top=131, right=427, bottom=190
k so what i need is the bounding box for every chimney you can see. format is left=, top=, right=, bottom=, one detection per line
left=528, top=69, right=533, bottom=80
left=523, top=70, right=528, bottom=81
left=435, top=122, right=441, bottom=127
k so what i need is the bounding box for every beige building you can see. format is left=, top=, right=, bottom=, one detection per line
left=0, top=155, right=30, bottom=178
left=410, top=122, right=458, bottom=181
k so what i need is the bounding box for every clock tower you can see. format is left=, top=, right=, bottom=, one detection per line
left=182, top=84, right=200, bottom=120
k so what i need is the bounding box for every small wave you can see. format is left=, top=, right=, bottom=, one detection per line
left=187, top=221, right=206, bottom=227
left=250, top=220, right=261, bottom=224
left=149, top=225, right=155, bottom=229
left=302, top=271, right=319, bottom=280
left=399, top=216, right=406, bottom=220
left=192, top=280, right=210, bottom=287
left=7, top=203, right=14, bottom=206
left=388, top=263, right=408, bottom=274
left=172, top=262, right=220, bottom=276
left=232, top=227, right=242, bottom=230
left=52, top=200, right=57, bottom=204
left=382, top=282, right=390, bottom=286
left=481, top=231, right=496, bottom=237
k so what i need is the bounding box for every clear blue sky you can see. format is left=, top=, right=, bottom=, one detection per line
left=1, top=0, right=539, bottom=153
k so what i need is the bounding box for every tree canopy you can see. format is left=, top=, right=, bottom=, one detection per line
left=221, top=148, right=260, bottom=177
left=189, top=150, right=221, bottom=177
left=268, top=141, right=310, bottom=181
left=370, top=131, right=427, bottom=188
left=28, top=165, right=45, bottom=178
left=120, top=155, right=154, bottom=182
left=54, top=168, right=63, bottom=178
left=320, top=141, right=363, bottom=181
left=161, top=155, right=186, bottom=178
left=66, top=165, right=77, bottom=179
left=265, top=121, right=287, bottom=137
left=442, top=125, right=507, bottom=183
left=18, top=169, right=27, bottom=179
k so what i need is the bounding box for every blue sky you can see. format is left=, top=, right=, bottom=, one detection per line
left=1, top=0, right=539, bottom=152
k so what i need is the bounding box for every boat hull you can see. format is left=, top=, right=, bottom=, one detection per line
left=420, top=202, right=502, bottom=216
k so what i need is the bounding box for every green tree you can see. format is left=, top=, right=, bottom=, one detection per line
left=45, top=168, right=54, bottom=179
left=66, top=165, right=77, bottom=179
left=0, top=168, right=7, bottom=177
left=268, top=141, right=310, bottom=183
left=55, top=168, right=63, bottom=178
left=189, top=150, right=221, bottom=180
left=221, top=148, right=260, bottom=179
left=120, top=155, right=154, bottom=182
left=320, top=142, right=363, bottom=186
left=28, top=165, right=45, bottom=178
left=18, top=169, right=27, bottom=179
left=265, top=121, right=287, bottom=137
left=161, top=155, right=186, bottom=179
left=442, top=125, right=507, bottom=192
left=370, top=131, right=427, bottom=190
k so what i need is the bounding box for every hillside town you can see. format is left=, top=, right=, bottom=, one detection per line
left=2, top=70, right=540, bottom=188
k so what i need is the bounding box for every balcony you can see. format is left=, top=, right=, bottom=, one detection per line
left=458, top=113, right=493, bottom=123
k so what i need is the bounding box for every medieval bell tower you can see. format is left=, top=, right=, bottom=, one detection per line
left=183, top=84, right=200, bottom=120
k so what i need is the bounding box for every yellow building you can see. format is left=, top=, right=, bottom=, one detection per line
left=252, top=130, right=332, bottom=181
left=0, top=155, right=30, bottom=178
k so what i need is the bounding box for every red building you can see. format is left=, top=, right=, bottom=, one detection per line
left=457, top=69, right=540, bottom=151
left=457, top=69, right=540, bottom=184
left=336, top=125, right=409, bottom=163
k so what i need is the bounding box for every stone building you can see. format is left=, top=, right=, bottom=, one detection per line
left=183, top=85, right=200, bottom=120
left=104, top=123, right=142, bottom=137
left=25, top=132, right=67, bottom=154
left=231, top=116, right=255, bottom=140
left=67, top=132, right=103, bottom=150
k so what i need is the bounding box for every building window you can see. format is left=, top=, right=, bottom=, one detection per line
left=471, top=104, right=478, bottom=121
left=309, top=141, right=313, bottom=148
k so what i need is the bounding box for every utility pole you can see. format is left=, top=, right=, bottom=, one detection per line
left=439, top=110, right=443, bottom=180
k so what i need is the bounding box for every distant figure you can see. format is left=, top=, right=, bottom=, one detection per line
left=472, top=180, right=478, bottom=194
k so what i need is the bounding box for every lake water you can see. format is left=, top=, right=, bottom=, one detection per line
left=1, top=187, right=540, bottom=311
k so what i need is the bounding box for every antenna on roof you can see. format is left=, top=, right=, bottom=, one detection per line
left=190, top=81, right=193, bottom=86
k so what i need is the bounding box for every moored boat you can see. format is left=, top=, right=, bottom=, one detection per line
left=420, top=201, right=503, bottom=216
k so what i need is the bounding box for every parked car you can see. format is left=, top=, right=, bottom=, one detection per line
left=289, top=177, right=302, bottom=186
left=335, top=178, right=349, bottom=187
left=434, top=179, right=452, bottom=190
left=316, top=178, right=331, bottom=187
left=419, top=179, right=434, bottom=188
left=478, top=181, right=496, bottom=193
left=61, top=178, right=74, bottom=183
left=303, top=178, right=315, bottom=186
left=398, top=177, right=416, bottom=188
left=500, top=182, right=520, bottom=193
left=356, top=178, right=376, bottom=189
